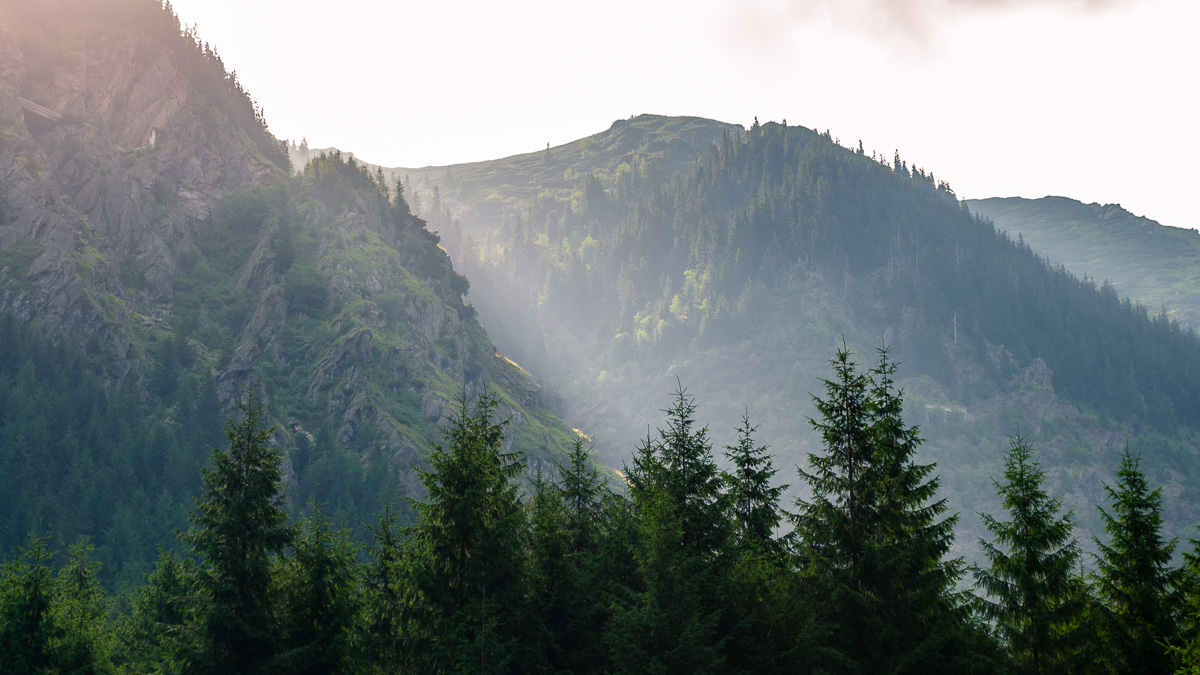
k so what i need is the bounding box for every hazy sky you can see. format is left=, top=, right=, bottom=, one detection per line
left=168, top=0, right=1198, bottom=230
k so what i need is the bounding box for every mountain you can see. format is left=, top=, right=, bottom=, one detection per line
left=968, top=196, right=1200, bottom=331
left=0, top=0, right=572, bottom=585
left=391, top=116, right=1200, bottom=556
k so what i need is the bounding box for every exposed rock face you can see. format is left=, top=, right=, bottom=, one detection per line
left=0, top=13, right=278, bottom=340
left=0, top=11, right=573, bottom=470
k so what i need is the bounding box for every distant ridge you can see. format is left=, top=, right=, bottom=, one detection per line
left=969, top=196, right=1200, bottom=330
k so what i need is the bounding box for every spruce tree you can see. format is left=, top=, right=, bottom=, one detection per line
left=52, top=540, right=116, bottom=673
left=608, top=385, right=730, bottom=674
left=0, top=537, right=59, bottom=672
left=359, top=503, right=406, bottom=671
left=722, top=414, right=786, bottom=554
left=274, top=506, right=360, bottom=674
left=866, top=349, right=965, bottom=670
left=118, top=550, right=193, bottom=673
left=401, top=393, right=527, bottom=673
left=180, top=389, right=292, bottom=674
left=527, top=438, right=609, bottom=673
left=974, top=434, right=1088, bottom=673
left=793, top=346, right=966, bottom=673
left=1094, top=448, right=1182, bottom=674
left=792, top=346, right=875, bottom=670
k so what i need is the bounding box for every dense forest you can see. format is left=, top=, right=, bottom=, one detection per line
left=0, top=149, right=579, bottom=589
left=4, top=1, right=1200, bottom=671
left=970, top=196, right=1200, bottom=333
left=2, top=346, right=1197, bottom=673
left=404, top=116, right=1200, bottom=549
left=431, top=119, right=1200, bottom=433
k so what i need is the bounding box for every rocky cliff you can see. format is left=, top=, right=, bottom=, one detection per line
left=0, top=1, right=573, bottom=471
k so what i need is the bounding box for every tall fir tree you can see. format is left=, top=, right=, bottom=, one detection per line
left=792, top=345, right=876, bottom=672
left=359, top=502, right=407, bottom=671
left=1094, top=448, right=1182, bottom=674
left=974, top=434, right=1089, bottom=674
left=52, top=540, right=116, bottom=673
left=865, top=349, right=967, bottom=671
left=722, top=414, right=786, bottom=554
left=117, top=550, right=193, bottom=673
left=274, top=506, right=360, bottom=674
left=401, top=394, right=527, bottom=674
left=0, top=537, right=60, bottom=672
left=793, top=346, right=967, bottom=673
left=180, top=389, right=293, bottom=674
left=608, top=385, right=730, bottom=674
left=527, top=438, right=610, bottom=673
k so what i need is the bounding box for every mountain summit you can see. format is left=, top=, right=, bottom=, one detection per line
left=395, top=115, right=1200, bottom=551
left=0, top=0, right=572, bottom=582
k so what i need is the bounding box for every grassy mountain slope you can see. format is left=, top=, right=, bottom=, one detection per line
left=969, top=196, right=1200, bottom=330
left=0, top=0, right=574, bottom=585
left=393, top=117, right=1200, bottom=558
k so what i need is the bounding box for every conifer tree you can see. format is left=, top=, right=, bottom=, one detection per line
left=1094, top=448, right=1182, bottom=674
left=359, top=503, right=406, bottom=671
left=722, top=414, right=786, bottom=553
left=608, top=385, right=730, bottom=674
left=866, top=349, right=966, bottom=670
left=52, top=540, right=116, bottom=672
left=793, top=346, right=966, bottom=672
left=180, top=389, right=292, bottom=674
left=118, top=550, right=193, bottom=673
left=401, top=394, right=527, bottom=673
left=1172, top=546, right=1200, bottom=673
left=527, top=438, right=609, bottom=673
left=275, top=506, right=360, bottom=674
left=0, top=537, right=59, bottom=672
left=974, top=434, right=1088, bottom=673
left=791, top=346, right=876, bottom=668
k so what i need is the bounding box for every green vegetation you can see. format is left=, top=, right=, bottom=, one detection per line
left=0, top=147, right=575, bottom=589
left=2, top=347, right=1193, bottom=673
left=405, top=116, right=1200, bottom=551
left=970, top=196, right=1200, bottom=331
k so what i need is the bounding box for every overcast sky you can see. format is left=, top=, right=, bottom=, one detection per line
left=168, top=0, right=1198, bottom=230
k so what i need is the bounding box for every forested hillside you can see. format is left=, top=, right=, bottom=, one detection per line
left=970, top=196, right=1200, bottom=331
left=4, top=350, right=1198, bottom=673
left=0, top=0, right=573, bottom=586
left=399, top=116, right=1200, bottom=550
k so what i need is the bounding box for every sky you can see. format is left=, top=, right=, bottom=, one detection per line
left=168, top=0, right=1199, bottom=230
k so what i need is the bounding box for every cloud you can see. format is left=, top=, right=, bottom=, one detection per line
left=719, top=0, right=1139, bottom=56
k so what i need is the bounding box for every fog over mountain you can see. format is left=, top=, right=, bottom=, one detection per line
left=1, top=1, right=1198, bottom=672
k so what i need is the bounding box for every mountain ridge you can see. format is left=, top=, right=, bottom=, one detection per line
left=0, top=0, right=575, bottom=583
left=969, top=195, right=1200, bottom=331
left=384, top=114, right=1200, bottom=556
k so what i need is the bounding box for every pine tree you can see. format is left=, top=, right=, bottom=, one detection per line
left=1094, top=448, right=1182, bottom=674
left=627, top=383, right=729, bottom=561
left=359, top=502, right=406, bottom=671
left=180, top=389, right=292, bottom=674
left=118, top=550, right=193, bottom=673
left=608, top=385, right=730, bottom=674
left=401, top=393, right=527, bottom=673
left=722, top=414, right=786, bottom=554
left=791, top=346, right=877, bottom=669
left=275, top=506, right=360, bottom=674
left=527, top=438, right=609, bottom=673
left=1172, top=545, right=1200, bottom=673
left=866, top=349, right=966, bottom=670
left=793, top=346, right=966, bottom=672
left=0, top=537, right=59, bottom=672
left=52, top=540, right=116, bottom=673
left=974, top=434, right=1088, bottom=673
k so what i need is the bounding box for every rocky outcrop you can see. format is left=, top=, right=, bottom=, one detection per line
left=0, top=12, right=278, bottom=347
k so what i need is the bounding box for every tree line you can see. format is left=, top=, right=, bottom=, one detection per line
left=2, top=348, right=1197, bottom=673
